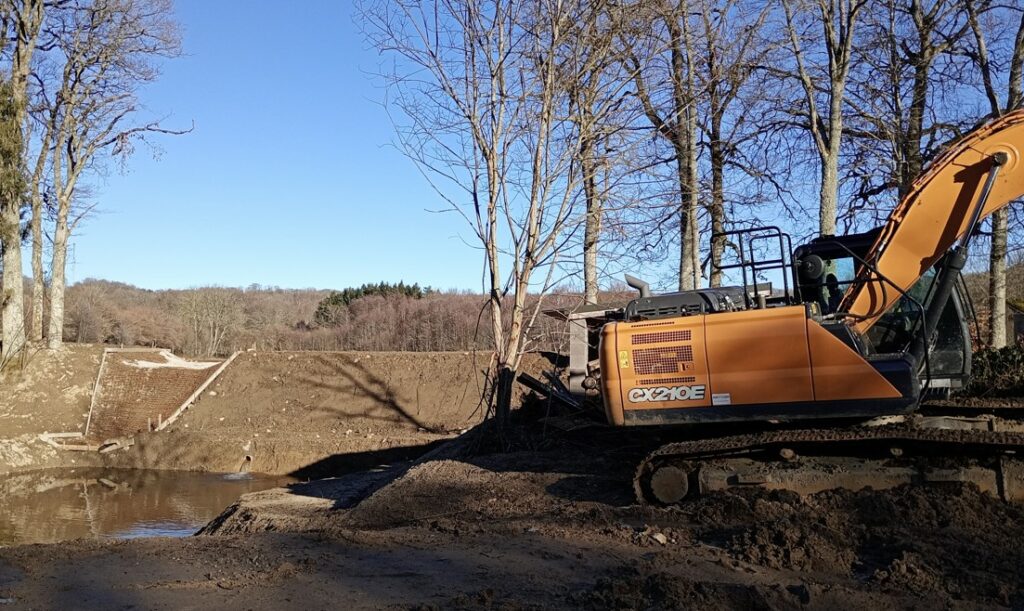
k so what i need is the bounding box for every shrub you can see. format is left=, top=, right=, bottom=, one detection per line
left=962, top=346, right=1024, bottom=397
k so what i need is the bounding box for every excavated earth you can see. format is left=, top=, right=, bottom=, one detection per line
left=1, top=347, right=521, bottom=477
left=1, top=348, right=1023, bottom=609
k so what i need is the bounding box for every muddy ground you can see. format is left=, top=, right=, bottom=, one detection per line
left=3, top=418, right=1024, bottom=609
left=2, top=349, right=1023, bottom=609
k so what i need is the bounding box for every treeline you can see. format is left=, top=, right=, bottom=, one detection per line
left=59, top=263, right=1024, bottom=359
left=59, top=279, right=628, bottom=357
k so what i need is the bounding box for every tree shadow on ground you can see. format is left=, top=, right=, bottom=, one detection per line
left=294, top=354, right=489, bottom=433
left=288, top=439, right=449, bottom=480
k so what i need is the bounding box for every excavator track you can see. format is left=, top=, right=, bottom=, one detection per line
left=633, top=420, right=1024, bottom=505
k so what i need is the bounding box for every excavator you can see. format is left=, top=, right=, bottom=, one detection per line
left=556, top=109, right=1024, bottom=505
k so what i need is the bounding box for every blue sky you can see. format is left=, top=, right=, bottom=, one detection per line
left=65, top=0, right=483, bottom=291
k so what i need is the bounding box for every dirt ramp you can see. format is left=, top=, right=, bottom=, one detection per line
left=86, top=349, right=224, bottom=441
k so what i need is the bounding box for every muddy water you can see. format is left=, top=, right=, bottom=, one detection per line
left=0, top=468, right=294, bottom=546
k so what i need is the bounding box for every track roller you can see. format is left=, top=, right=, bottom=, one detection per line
left=636, top=461, right=696, bottom=505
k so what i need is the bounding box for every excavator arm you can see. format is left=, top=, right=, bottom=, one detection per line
left=843, top=109, right=1024, bottom=335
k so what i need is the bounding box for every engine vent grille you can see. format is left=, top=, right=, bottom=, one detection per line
left=638, top=376, right=696, bottom=385
left=631, top=330, right=691, bottom=345
left=633, top=346, right=694, bottom=375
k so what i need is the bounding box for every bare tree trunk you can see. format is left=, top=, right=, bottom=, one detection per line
left=0, top=84, right=24, bottom=360
left=29, top=189, right=43, bottom=341
left=992, top=6, right=1024, bottom=348
left=675, top=135, right=699, bottom=291
left=0, top=82, right=24, bottom=359
left=27, top=90, right=55, bottom=345
left=0, top=189, right=25, bottom=360
left=708, top=111, right=726, bottom=286
left=46, top=204, right=69, bottom=349
left=819, top=75, right=846, bottom=236
left=989, top=209, right=1008, bottom=348
left=685, top=101, right=701, bottom=289
left=582, top=131, right=601, bottom=304
left=782, top=0, right=863, bottom=238
left=819, top=142, right=839, bottom=236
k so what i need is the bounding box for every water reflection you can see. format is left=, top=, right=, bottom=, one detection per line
left=0, top=468, right=294, bottom=546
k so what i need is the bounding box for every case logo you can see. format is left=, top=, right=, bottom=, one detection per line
left=628, top=385, right=706, bottom=403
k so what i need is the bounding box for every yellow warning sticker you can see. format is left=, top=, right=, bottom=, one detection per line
left=618, top=350, right=631, bottom=368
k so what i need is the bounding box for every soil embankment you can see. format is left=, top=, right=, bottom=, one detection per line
left=0, top=345, right=104, bottom=475
left=105, top=350, right=516, bottom=476
left=1, top=347, right=541, bottom=477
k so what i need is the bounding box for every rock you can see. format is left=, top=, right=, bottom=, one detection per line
left=651, top=532, right=668, bottom=545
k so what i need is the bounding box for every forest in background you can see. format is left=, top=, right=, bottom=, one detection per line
left=51, top=278, right=638, bottom=357
left=44, top=268, right=1024, bottom=358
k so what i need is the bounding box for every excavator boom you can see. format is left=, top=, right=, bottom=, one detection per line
left=844, top=109, right=1024, bottom=333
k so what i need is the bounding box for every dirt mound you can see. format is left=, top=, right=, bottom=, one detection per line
left=347, top=458, right=564, bottom=528
left=685, top=483, right=1024, bottom=605
left=569, top=567, right=789, bottom=610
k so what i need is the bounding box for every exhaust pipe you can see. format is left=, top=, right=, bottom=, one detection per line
left=624, top=274, right=651, bottom=298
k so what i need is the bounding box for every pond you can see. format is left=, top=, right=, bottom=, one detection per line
left=0, top=468, right=294, bottom=546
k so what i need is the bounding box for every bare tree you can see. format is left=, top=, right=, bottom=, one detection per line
left=695, top=0, right=771, bottom=286
left=0, top=79, right=26, bottom=366
left=362, top=0, right=619, bottom=421
left=39, top=0, right=183, bottom=350
left=842, top=0, right=969, bottom=229
left=566, top=0, right=621, bottom=303
left=781, top=0, right=866, bottom=236
left=626, top=0, right=704, bottom=290
left=177, top=288, right=243, bottom=357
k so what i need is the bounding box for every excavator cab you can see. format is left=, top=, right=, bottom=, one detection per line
left=793, top=230, right=973, bottom=396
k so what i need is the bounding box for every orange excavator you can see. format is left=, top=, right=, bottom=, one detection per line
left=559, top=109, right=1024, bottom=504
